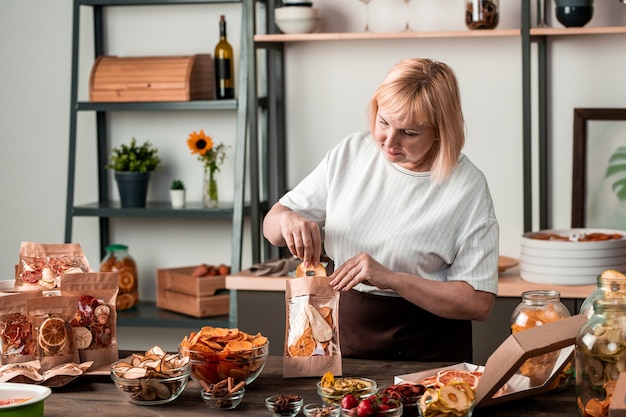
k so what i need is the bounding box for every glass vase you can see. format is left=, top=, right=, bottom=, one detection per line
left=204, top=167, right=219, bottom=208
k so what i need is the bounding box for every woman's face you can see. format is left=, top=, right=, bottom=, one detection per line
left=374, top=107, right=438, bottom=172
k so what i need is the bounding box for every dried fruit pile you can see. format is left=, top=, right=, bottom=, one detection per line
left=417, top=381, right=475, bottom=417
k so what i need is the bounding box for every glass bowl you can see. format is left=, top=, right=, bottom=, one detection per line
left=265, top=394, right=304, bottom=417
left=381, top=383, right=426, bottom=417
left=316, top=377, right=377, bottom=405
left=179, top=341, right=269, bottom=386
left=201, top=385, right=245, bottom=410
left=110, top=359, right=191, bottom=405
left=340, top=394, right=403, bottom=417
left=303, top=403, right=341, bottom=417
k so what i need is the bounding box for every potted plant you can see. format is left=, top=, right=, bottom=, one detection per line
left=107, top=138, right=161, bottom=208
left=170, top=179, right=186, bottom=208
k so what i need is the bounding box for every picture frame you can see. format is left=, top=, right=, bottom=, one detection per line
left=571, top=108, right=626, bottom=228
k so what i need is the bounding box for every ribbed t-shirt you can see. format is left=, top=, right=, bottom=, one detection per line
left=280, top=131, right=499, bottom=296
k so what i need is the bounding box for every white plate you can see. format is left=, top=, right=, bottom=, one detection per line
left=520, top=245, right=626, bottom=259
left=519, top=268, right=598, bottom=285
left=0, top=383, right=51, bottom=410
left=520, top=252, right=626, bottom=267
left=521, top=228, right=626, bottom=250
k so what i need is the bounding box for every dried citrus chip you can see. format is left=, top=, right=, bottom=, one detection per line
left=436, top=369, right=479, bottom=390
left=252, top=335, right=268, bottom=347
left=288, top=331, right=315, bottom=357
left=39, top=317, right=68, bottom=347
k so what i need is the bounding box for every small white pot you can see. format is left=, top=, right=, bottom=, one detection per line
left=170, top=189, right=185, bottom=208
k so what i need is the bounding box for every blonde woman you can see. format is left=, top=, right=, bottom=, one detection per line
left=263, top=58, right=499, bottom=361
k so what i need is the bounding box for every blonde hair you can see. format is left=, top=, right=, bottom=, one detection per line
left=369, top=58, right=465, bottom=183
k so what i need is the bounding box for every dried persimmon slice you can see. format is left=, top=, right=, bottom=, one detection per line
left=225, top=340, right=253, bottom=352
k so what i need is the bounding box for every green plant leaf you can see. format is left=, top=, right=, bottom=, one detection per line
left=606, top=145, right=626, bottom=202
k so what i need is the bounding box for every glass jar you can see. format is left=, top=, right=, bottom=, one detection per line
left=465, top=0, right=499, bottom=30
left=575, top=298, right=626, bottom=414
left=100, top=244, right=139, bottom=311
left=580, top=272, right=626, bottom=318
left=510, top=290, right=572, bottom=388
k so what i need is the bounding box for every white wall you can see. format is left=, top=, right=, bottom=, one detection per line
left=1, top=0, right=625, bottom=309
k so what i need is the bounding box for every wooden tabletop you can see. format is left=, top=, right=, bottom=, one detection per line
left=44, top=355, right=580, bottom=416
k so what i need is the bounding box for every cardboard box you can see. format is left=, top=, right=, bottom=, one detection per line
left=89, top=55, right=214, bottom=102
left=610, top=372, right=626, bottom=417
left=156, top=266, right=229, bottom=318
left=395, top=314, right=587, bottom=409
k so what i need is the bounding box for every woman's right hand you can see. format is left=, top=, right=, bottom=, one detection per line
left=263, top=203, right=322, bottom=267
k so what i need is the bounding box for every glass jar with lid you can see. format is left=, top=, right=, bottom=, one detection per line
left=100, top=244, right=139, bottom=311
left=580, top=270, right=626, bottom=318
left=465, top=0, right=499, bottom=30
left=575, top=298, right=626, bottom=413
left=510, top=290, right=572, bottom=388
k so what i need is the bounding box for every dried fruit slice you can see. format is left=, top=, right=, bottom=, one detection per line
left=321, top=371, right=335, bottom=389
left=295, top=262, right=327, bottom=277
left=73, top=325, right=93, bottom=349
left=436, top=369, right=479, bottom=390
left=39, top=317, right=68, bottom=347
left=305, top=304, right=333, bottom=343
left=288, top=331, right=315, bottom=357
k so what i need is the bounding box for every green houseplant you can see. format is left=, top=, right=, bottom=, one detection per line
left=107, top=138, right=161, bottom=208
left=170, top=179, right=186, bottom=208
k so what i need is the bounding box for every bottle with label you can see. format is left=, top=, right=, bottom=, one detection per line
left=214, top=14, right=234, bottom=99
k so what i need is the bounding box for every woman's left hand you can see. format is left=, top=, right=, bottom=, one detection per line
left=329, top=253, right=392, bottom=291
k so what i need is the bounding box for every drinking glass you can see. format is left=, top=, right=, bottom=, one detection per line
left=358, top=0, right=374, bottom=32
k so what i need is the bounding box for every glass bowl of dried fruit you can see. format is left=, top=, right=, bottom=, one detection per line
left=110, top=346, right=191, bottom=405
left=179, top=326, right=269, bottom=386
left=381, top=383, right=426, bottom=417
left=303, top=402, right=341, bottom=417
left=339, top=393, right=403, bottom=417
left=417, top=382, right=475, bottom=417
left=265, top=394, right=304, bottom=417
left=201, top=382, right=245, bottom=411
left=317, top=377, right=377, bottom=405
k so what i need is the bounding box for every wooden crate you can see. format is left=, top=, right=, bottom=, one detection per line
left=89, top=54, right=214, bottom=102
left=156, top=266, right=229, bottom=318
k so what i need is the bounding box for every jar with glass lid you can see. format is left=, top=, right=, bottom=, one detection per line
left=511, top=290, right=572, bottom=388
left=100, top=244, right=139, bottom=311
left=575, top=298, right=626, bottom=414
left=465, top=0, right=499, bottom=30
left=580, top=269, right=626, bottom=318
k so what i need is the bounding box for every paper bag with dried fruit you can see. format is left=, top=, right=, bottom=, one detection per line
left=283, top=274, right=341, bottom=378
left=15, top=242, right=91, bottom=290
left=61, top=272, right=119, bottom=370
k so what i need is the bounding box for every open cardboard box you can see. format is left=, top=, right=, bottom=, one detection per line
left=395, top=314, right=587, bottom=409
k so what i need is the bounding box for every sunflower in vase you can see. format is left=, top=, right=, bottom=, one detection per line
left=187, top=130, right=228, bottom=208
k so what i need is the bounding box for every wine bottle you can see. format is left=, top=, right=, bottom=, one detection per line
left=214, top=14, right=234, bottom=99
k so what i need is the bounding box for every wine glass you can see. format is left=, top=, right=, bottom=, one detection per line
left=358, top=0, right=374, bottom=32
left=402, top=0, right=412, bottom=32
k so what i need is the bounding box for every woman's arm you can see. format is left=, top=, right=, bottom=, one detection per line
left=329, top=252, right=495, bottom=321
left=263, top=202, right=323, bottom=266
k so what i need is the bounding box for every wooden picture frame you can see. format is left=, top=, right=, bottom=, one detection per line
left=572, top=108, right=626, bottom=228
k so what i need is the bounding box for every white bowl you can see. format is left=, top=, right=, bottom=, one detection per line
left=275, top=6, right=320, bottom=19
left=0, top=383, right=51, bottom=417
left=275, top=16, right=321, bottom=34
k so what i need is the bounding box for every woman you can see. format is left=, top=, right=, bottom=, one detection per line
left=263, top=58, right=499, bottom=362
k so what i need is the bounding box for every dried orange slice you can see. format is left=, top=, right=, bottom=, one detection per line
left=288, top=331, right=315, bottom=357
left=39, top=317, right=68, bottom=347
left=436, top=369, right=479, bottom=390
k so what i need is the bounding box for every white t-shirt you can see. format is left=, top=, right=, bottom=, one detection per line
left=280, top=131, right=499, bottom=296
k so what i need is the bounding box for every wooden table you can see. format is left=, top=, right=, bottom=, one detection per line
left=44, top=356, right=580, bottom=417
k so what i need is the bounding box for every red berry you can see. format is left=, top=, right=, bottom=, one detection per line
left=357, top=398, right=375, bottom=417
left=341, top=394, right=359, bottom=410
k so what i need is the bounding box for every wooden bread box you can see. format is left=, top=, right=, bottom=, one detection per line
left=89, top=54, right=214, bottom=102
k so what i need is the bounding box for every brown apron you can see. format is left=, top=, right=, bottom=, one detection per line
left=339, top=289, right=472, bottom=362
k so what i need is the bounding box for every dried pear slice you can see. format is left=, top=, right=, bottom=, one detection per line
left=305, top=304, right=333, bottom=343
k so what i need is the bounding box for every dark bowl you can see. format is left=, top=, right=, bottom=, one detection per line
left=555, top=6, right=593, bottom=27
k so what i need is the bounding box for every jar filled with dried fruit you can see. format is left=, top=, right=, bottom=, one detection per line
left=510, top=290, right=572, bottom=389
left=580, top=270, right=626, bottom=319
left=575, top=298, right=626, bottom=414
left=465, top=0, right=499, bottom=30
left=100, top=244, right=139, bottom=311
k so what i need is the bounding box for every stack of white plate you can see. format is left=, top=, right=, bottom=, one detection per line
left=520, top=228, right=626, bottom=285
